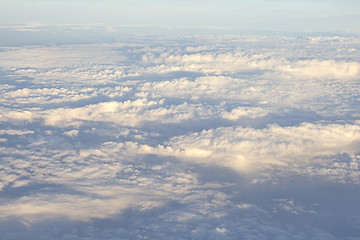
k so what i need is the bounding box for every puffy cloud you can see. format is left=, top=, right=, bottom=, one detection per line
left=141, top=49, right=360, bottom=80
left=220, top=107, right=269, bottom=120
left=0, top=129, right=34, bottom=135
left=276, top=59, right=360, bottom=80
left=63, top=129, right=79, bottom=138
left=1, top=34, right=360, bottom=239
left=1, top=87, right=95, bottom=108
left=0, top=192, right=134, bottom=222
left=0, top=107, right=37, bottom=123
left=154, top=123, right=360, bottom=181
left=41, top=99, right=213, bottom=128
left=0, top=98, right=215, bottom=128
left=138, top=76, right=250, bottom=101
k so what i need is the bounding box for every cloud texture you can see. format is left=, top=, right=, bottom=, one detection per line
left=1, top=35, right=360, bottom=239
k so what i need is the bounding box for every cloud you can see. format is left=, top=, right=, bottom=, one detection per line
left=220, top=106, right=269, bottom=120
left=1, top=34, right=360, bottom=239
left=138, top=76, right=251, bottom=102
left=0, top=193, right=133, bottom=222
left=0, top=108, right=36, bottom=123
left=276, top=59, right=360, bottom=80
left=0, top=98, right=217, bottom=129
left=152, top=123, right=360, bottom=182
left=141, top=48, right=360, bottom=80
left=1, top=88, right=97, bottom=106
left=63, top=129, right=79, bottom=138
left=0, top=184, right=172, bottom=223
left=40, top=99, right=213, bottom=128
left=0, top=129, right=34, bottom=135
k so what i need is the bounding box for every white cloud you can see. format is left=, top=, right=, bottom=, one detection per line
left=0, top=183, right=173, bottom=223
left=138, top=76, right=248, bottom=101
left=0, top=108, right=36, bottom=123
left=276, top=59, right=360, bottom=80
left=141, top=49, right=360, bottom=80
left=153, top=123, right=360, bottom=181
left=0, top=129, right=34, bottom=135
left=1, top=34, right=360, bottom=239
left=40, top=99, right=213, bottom=128
left=63, top=129, right=79, bottom=138
left=220, top=107, right=269, bottom=120
left=2, top=87, right=96, bottom=106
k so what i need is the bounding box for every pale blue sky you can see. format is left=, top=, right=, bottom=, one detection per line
left=1, top=0, right=360, bottom=33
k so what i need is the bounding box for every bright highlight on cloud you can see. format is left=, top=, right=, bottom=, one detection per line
left=1, top=34, right=360, bottom=239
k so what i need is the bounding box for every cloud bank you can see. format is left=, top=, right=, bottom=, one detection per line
left=1, top=34, right=360, bottom=239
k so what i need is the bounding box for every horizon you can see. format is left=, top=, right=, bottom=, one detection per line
left=1, top=1, right=360, bottom=239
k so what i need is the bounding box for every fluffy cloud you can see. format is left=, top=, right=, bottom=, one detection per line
left=40, top=99, right=214, bottom=128
left=276, top=59, right=360, bottom=80
left=1, top=87, right=97, bottom=106
left=158, top=123, right=360, bottom=180
left=141, top=49, right=360, bottom=79
left=1, top=34, right=360, bottom=239
left=63, top=129, right=79, bottom=138
left=0, top=129, right=34, bottom=135
left=220, top=107, right=269, bottom=120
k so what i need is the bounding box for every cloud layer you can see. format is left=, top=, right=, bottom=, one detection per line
left=1, top=35, right=360, bottom=239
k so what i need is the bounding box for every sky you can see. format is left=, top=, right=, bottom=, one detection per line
left=1, top=0, right=360, bottom=34
left=1, top=1, right=360, bottom=240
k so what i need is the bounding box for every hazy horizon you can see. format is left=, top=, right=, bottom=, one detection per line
left=1, top=1, right=360, bottom=239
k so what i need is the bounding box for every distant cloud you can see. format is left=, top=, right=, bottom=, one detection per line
left=63, top=129, right=79, bottom=138
left=220, top=107, right=269, bottom=120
